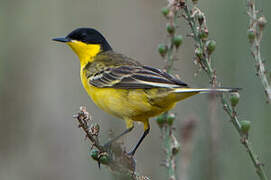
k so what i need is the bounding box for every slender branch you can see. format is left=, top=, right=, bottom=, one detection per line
left=181, top=1, right=268, bottom=179
left=157, top=1, right=184, bottom=180
left=163, top=3, right=181, bottom=180
left=73, top=106, right=149, bottom=180
left=162, top=123, right=177, bottom=180
left=73, top=106, right=104, bottom=151
left=182, top=4, right=216, bottom=85
left=247, top=0, right=271, bottom=102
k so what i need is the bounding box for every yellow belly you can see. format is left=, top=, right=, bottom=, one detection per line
left=81, top=72, right=175, bottom=121
left=87, top=86, right=174, bottom=120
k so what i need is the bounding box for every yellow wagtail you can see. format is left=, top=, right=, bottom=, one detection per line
left=53, top=28, right=238, bottom=155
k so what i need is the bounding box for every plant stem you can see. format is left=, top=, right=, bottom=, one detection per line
left=247, top=0, right=271, bottom=102
left=163, top=7, right=178, bottom=180
left=183, top=4, right=215, bottom=84
left=157, top=1, right=183, bottom=180
left=163, top=125, right=176, bottom=180
left=182, top=1, right=268, bottom=179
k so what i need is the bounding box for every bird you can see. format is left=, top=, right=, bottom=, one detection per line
left=53, top=27, right=238, bottom=156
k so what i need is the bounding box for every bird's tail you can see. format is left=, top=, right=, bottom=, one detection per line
left=172, top=87, right=240, bottom=102
left=173, top=87, right=240, bottom=94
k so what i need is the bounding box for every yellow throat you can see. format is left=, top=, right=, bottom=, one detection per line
left=67, top=40, right=101, bottom=66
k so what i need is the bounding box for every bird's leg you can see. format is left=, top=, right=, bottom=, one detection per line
left=98, top=127, right=133, bottom=169
left=103, top=126, right=134, bottom=150
left=128, top=126, right=150, bottom=156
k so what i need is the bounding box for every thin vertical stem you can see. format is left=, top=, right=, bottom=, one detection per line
left=182, top=1, right=268, bottom=179
left=247, top=0, right=271, bottom=102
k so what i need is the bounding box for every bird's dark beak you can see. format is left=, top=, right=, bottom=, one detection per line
left=52, top=37, right=71, bottom=43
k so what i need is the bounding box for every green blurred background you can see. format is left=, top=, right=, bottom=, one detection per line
left=0, top=0, right=270, bottom=179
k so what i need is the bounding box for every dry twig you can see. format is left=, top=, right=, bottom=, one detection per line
left=73, top=106, right=149, bottom=180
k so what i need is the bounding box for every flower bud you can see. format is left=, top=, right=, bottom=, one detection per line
left=258, top=16, right=267, bottom=30
left=80, top=106, right=87, bottom=112
left=198, top=29, right=208, bottom=41
left=171, top=135, right=181, bottom=155
left=90, top=123, right=100, bottom=136
left=240, top=120, right=250, bottom=135
left=247, top=29, right=256, bottom=43
left=195, top=47, right=203, bottom=59
left=206, top=40, right=216, bottom=55
left=161, top=7, right=170, bottom=17
left=230, top=92, right=240, bottom=107
left=90, top=149, right=99, bottom=160
left=156, top=115, right=166, bottom=127
left=173, top=35, right=183, bottom=48
left=167, top=113, right=176, bottom=126
left=99, top=154, right=110, bottom=164
left=166, top=23, right=175, bottom=34
left=197, top=12, right=204, bottom=25
left=158, top=44, right=168, bottom=57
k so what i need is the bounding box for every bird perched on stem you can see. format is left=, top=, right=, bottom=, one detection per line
left=53, top=28, right=238, bottom=156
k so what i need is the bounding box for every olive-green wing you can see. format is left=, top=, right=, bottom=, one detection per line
left=89, top=64, right=188, bottom=89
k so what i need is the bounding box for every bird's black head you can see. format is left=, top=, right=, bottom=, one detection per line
left=53, top=28, right=112, bottom=52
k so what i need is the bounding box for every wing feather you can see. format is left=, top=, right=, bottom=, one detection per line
left=88, top=65, right=188, bottom=89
